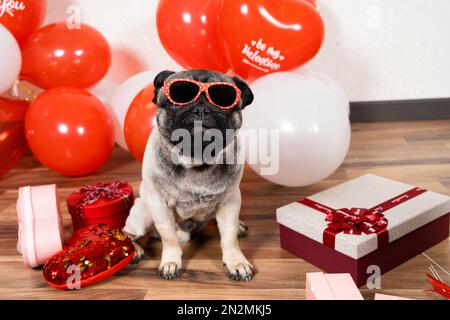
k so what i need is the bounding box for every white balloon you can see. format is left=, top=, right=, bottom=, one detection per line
left=89, top=78, right=119, bottom=105
left=295, top=67, right=350, bottom=116
left=107, top=70, right=159, bottom=150
left=0, top=25, right=21, bottom=95
left=243, top=71, right=351, bottom=187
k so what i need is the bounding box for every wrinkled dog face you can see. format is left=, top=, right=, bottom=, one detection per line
left=153, top=70, right=254, bottom=156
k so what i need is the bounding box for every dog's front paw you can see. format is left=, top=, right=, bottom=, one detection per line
left=224, top=260, right=256, bottom=282
left=130, top=242, right=145, bottom=265
left=157, top=262, right=184, bottom=280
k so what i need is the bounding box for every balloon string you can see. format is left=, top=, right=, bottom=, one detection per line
left=10, top=80, right=39, bottom=102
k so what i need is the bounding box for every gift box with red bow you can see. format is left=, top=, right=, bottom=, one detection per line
left=277, top=174, right=450, bottom=287
left=67, top=181, right=134, bottom=231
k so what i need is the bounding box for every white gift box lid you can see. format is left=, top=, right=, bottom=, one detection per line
left=276, top=174, right=450, bottom=259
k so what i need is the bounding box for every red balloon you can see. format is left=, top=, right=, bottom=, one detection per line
left=0, top=98, right=28, bottom=177
left=124, top=84, right=157, bottom=162
left=20, top=22, right=111, bottom=89
left=0, top=0, right=47, bottom=44
left=218, top=0, right=324, bottom=80
left=157, top=0, right=228, bottom=72
left=303, top=0, right=317, bottom=8
left=25, top=87, right=115, bottom=176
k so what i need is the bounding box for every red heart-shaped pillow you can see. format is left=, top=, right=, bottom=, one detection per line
left=43, top=224, right=135, bottom=290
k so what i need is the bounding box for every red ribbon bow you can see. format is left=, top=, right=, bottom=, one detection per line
left=75, top=181, right=131, bottom=219
left=325, top=208, right=388, bottom=236
left=298, top=187, right=427, bottom=249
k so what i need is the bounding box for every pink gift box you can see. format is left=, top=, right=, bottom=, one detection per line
left=306, top=272, right=364, bottom=300
left=16, top=185, right=64, bottom=268
left=374, top=293, right=413, bottom=300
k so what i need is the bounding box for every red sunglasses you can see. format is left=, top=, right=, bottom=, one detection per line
left=163, top=79, right=241, bottom=110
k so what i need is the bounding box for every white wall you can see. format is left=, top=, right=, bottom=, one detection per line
left=310, top=0, right=450, bottom=101
left=45, top=0, right=450, bottom=102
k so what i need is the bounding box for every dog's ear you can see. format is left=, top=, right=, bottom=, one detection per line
left=232, top=76, right=254, bottom=109
left=153, top=70, right=175, bottom=104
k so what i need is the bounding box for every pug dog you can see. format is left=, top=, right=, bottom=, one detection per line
left=123, top=69, right=256, bottom=281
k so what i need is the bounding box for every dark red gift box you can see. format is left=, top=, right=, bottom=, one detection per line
left=67, top=181, right=134, bottom=231
left=276, top=174, right=450, bottom=287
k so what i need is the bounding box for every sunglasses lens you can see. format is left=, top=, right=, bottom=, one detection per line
left=169, top=81, right=200, bottom=104
left=208, top=84, right=237, bottom=108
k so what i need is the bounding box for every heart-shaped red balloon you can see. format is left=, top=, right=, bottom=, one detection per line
left=157, top=0, right=229, bottom=72
left=0, top=0, right=47, bottom=44
left=303, top=0, right=317, bottom=8
left=218, top=0, right=324, bottom=80
left=43, top=224, right=135, bottom=290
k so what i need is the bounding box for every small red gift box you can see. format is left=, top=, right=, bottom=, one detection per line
left=277, top=174, right=450, bottom=287
left=67, top=181, right=134, bottom=231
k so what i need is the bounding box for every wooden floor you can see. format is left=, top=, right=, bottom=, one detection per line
left=1, top=120, right=450, bottom=300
